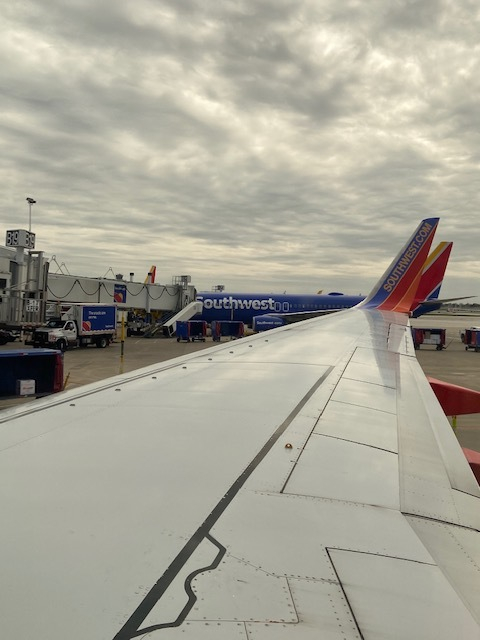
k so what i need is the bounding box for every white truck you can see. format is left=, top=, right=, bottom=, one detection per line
left=27, top=304, right=117, bottom=351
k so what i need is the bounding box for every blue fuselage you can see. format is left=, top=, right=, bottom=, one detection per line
left=193, top=292, right=438, bottom=325
left=194, top=292, right=365, bottom=325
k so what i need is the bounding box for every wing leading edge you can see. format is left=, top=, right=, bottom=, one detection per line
left=0, top=218, right=479, bottom=639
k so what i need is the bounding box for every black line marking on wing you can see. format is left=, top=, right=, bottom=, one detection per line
left=113, top=366, right=334, bottom=639
left=133, top=534, right=226, bottom=635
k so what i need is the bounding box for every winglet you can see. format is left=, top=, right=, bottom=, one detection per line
left=360, top=218, right=439, bottom=312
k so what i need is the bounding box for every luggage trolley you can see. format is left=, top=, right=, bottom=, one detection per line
left=176, top=321, right=207, bottom=342
left=411, top=327, right=446, bottom=350
left=462, top=327, right=480, bottom=352
left=211, top=321, right=245, bottom=342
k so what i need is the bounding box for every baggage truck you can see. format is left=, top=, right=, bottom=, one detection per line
left=26, top=304, right=117, bottom=351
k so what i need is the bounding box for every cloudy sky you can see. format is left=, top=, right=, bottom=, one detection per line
left=1, top=0, right=479, bottom=297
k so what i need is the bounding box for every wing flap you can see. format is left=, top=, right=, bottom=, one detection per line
left=314, top=401, right=398, bottom=452
left=284, top=435, right=400, bottom=509
left=407, top=516, right=480, bottom=625
left=397, top=356, right=480, bottom=524
left=330, top=549, right=479, bottom=640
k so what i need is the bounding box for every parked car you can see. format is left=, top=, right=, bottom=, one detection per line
left=0, top=329, right=17, bottom=345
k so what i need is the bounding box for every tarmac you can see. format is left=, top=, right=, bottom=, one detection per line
left=1, top=314, right=479, bottom=451
left=410, top=314, right=480, bottom=451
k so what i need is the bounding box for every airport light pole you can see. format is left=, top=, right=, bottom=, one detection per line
left=26, top=197, right=36, bottom=233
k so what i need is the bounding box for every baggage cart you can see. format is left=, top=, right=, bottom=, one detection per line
left=211, top=321, right=245, bottom=342
left=176, top=321, right=207, bottom=342
left=462, top=328, right=480, bottom=352
left=411, top=327, right=446, bottom=350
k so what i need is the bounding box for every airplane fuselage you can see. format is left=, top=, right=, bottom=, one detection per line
left=193, top=291, right=440, bottom=324
left=194, top=292, right=365, bottom=325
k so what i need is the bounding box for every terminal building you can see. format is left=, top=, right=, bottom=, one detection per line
left=0, top=228, right=197, bottom=331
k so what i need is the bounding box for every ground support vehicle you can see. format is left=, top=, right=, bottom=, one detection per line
left=211, top=320, right=245, bottom=342
left=0, top=329, right=18, bottom=345
left=26, top=304, right=117, bottom=351
left=462, top=328, right=480, bottom=352
left=126, top=312, right=148, bottom=336
left=176, top=321, right=207, bottom=342
left=411, top=327, right=446, bottom=350
left=0, top=348, right=64, bottom=398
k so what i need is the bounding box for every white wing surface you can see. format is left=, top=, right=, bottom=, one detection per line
left=0, top=219, right=479, bottom=639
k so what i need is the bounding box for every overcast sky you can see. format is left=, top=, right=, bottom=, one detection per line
left=1, top=0, right=479, bottom=297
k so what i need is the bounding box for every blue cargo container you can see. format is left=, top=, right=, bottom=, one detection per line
left=211, top=321, right=245, bottom=341
left=176, top=321, right=207, bottom=342
left=0, top=349, right=64, bottom=397
left=79, top=305, right=117, bottom=332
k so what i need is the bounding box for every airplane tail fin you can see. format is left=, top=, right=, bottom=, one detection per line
left=411, top=241, right=475, bottom=315
left=360, top=218, right=439, bottom=312
left=144, top=266, right=156, bottom=284
left=409, top=241, right=452, bottom=313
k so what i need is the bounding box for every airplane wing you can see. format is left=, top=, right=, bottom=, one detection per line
left=1, top=218, right=479, bottom=639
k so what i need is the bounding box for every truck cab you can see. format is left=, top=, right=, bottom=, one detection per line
left=28, top=318, right=80, bottom=351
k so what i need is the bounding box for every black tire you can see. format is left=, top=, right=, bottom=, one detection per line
left=96, top=337, right=108, bottom=348
left=56, top=339, right=67, bottom=352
